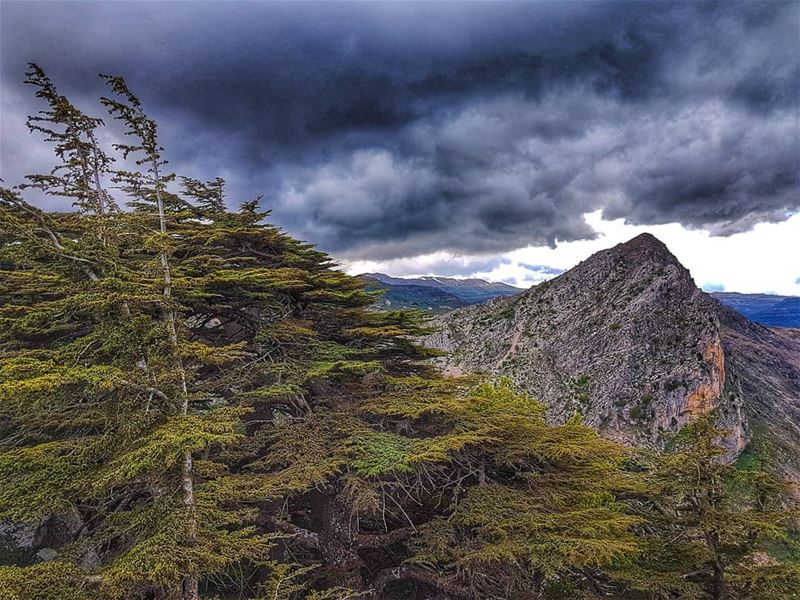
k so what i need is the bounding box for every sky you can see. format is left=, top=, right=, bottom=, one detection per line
left=1, top=1, right=799, bottom=294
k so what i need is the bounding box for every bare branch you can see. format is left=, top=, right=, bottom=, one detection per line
left=260, top=515, right=320, bottom=549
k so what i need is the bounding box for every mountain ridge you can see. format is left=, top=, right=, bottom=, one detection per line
left=361, top=265, right=800, bottom=328
left=362, top=272, right=520, bottom=292
left=711, top=291, right=800, bottom=328
left=359, top=272, right=521, bottom=310
left=424, top=233, right=800, bottom=474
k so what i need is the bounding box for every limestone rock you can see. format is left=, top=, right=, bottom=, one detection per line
left=426, top=234, right=800, bottom=474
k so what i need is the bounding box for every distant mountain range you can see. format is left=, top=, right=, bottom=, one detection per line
left=360, top=272, right=800, bottom=328
left=423, top=233, right=800, bottom=476
left=358, top=273, right=521, bottom=311
left=712, top=292, right=800, bottom=328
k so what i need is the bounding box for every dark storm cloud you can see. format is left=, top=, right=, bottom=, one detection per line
left=1, top=1, right=798, bottom=258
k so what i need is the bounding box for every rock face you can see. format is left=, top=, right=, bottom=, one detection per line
left=0, top=511, right=86, bottom=566
left=426, top=234, right=800, bottom=473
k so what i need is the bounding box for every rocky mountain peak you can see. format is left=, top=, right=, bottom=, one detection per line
left=540, top=233, right=693, bottom=301
left=606, top=233, right=688, bottom=277
left=615, top=232, right=674, bottom=258
left=425, top=234, right=800, bottom=474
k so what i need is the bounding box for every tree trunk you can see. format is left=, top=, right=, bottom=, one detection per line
left=710, top=560, right=725, bottom=600
left=153, top=160, right=198, bottom=600
left=86, top=130, right=106, bottom=215
left=704, top=530, right=725, bottom=600
left=310, top=489, right=365, bottom=591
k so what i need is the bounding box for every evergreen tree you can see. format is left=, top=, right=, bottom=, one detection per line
left=22, top=63, right=115, bottom=216
left=1, top=68, right=273, bottom=599
left=617, top=416, right=800, bottom=600
left=0, top=66, right=449, bottom=599
left=367, top=381, right=641, bottom=599
left=180, top=177, right=226, bottom=214
left=100, top=73, right=205, bottom=600
left=240, top=372, right=642, bottom=597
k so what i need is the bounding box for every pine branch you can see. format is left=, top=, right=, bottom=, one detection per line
left=261, top=516, right=320, bottom=549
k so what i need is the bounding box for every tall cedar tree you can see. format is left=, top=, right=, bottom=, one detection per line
left=21, top=64, right=116, bottom=217
left=1, top=66, right=274, bottom=598
left=611, top=416, right=800, bottom=600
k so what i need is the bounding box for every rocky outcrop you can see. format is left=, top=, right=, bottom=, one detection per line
left=426, top=234, right=800, bottom=473
left=0, top=510, right=88, bottom=566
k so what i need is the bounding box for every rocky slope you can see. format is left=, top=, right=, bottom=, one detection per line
left=426, top=234, right=800, bottom=473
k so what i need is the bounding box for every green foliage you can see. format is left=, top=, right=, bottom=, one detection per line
left=373, top=381, right=641, bottom=597
left=0, top=561, right=98, bottom=600
left=351, top=431, right=415, bottom=476
left=0, top=441, right=85, bottom=520
left=437, top=484, right=639, bottom=571
left=252, top=562, right=360, bottom=600
left=94, top=409, right=245, bottom=488
left=616, top=416, right=800, bottom=599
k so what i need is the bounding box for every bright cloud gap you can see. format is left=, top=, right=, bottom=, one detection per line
left=345, top=211, right=800, bottom=296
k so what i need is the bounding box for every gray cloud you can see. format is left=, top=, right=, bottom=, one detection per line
left=368, top=256, right=513, bottom=279
left=1, top=1, right=798, bottom=259
left=520, top=264, right=565, bottom=277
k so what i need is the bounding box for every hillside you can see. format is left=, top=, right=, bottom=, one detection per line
left=426, top=234, right=800, bottom=474
left=359, top=273, right=521, bottom=311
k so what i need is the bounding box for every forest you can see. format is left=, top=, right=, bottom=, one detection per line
left=0, top=65, right=798, bottom=600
